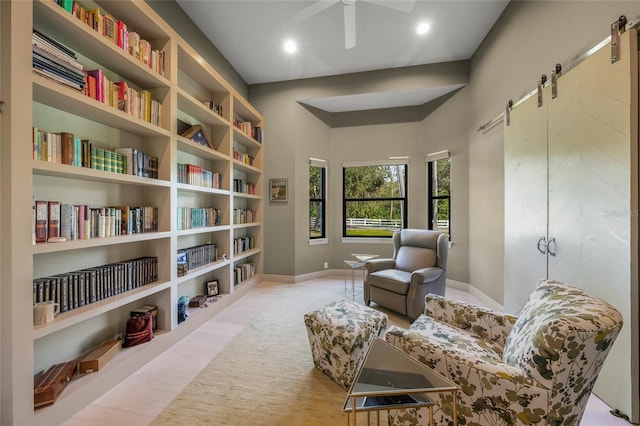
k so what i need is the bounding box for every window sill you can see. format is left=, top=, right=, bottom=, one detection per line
left=342, top=237, right=393, bottom=244
left=309, top=238, right=328, bottom=245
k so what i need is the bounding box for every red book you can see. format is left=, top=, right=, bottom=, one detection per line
left=85, top=74, right=97, bottom=100
left=86, top=69, right=104, bottom=102
left=115, top=81, right=128, bottom=112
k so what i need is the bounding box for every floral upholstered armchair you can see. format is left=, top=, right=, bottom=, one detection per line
left=385, top=280, right=623, bottom=426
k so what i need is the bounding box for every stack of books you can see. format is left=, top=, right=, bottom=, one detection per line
left=32, top=30, right=85, bottom=92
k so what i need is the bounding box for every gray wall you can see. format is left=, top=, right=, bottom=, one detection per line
left=151, top=0, right=640, bottom=298
left=250, top=65, right=471, bottom=279
left=467, top=0, right=640, bottom=303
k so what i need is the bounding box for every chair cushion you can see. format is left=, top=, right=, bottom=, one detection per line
left=369, top=269, right=412, bottom=294
left=408, top=314, right=505, bottom=363
left=395, top=246, right=436, bottom=272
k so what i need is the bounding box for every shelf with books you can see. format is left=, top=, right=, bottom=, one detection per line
left=233, top=127, right=262, bottom=150
left=32, top=231, right=173, bottom=255
left=33, top=160, right=171, bottom=188
left=33, top=278, right=172, bottom=341
left=177, top=88, right=229, bottom=129
left=34, top=0, right=171, bottom=89
left=177, top=136, right=229, bottom=162
left=175, top=260, right=230, bottom=284
left=176, top=225, right=231, bottom=237
left=33, top=75, right=170, bottom=138
left=233, top=248, right=262, bottom=263
left=177, top=43, right=231, bottom=123
left=2, top=0, right=265, bottom=423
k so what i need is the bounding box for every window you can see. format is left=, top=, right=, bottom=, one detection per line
left=309, top=160, right=326, bottom=239
left=427, top=152, right=450, bottom=238
left=343, top=161, right=408, bottom=238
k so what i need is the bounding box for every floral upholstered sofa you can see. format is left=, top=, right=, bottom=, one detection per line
left=385, top=280, right=623, bottom=426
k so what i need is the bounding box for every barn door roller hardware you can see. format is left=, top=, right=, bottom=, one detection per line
left=505, top=100, right=513, bottom=127
left=0, top=101, right=5, bottom=114
left=537, top=74, right=547, bottom=108
left=611, top=15, right=627, bottom=63
left=551, top=64, right=561, bottom=99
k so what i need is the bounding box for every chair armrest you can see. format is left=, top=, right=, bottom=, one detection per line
left=425, top=294, right=517, bottom=349
left=385, top=325, right=546, bottom=389
left=411, top=267, right=443, bottom=284
left=365, top=258, right=395, bottom=273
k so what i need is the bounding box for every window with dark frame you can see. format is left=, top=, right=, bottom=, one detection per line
left=342, top=163, right=408, bottom=238
left=427, top=156, right=451, bottom=239
left=309, top=164, right=326, bottom=239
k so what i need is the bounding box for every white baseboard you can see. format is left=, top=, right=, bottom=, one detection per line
left=264, top=269, right=341, bottom=283
left=447, top=278, right=503, bottom=311
left=264, top=274, right=504, bottom=311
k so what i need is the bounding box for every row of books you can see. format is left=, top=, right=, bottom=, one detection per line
left=85, top=69, right=162, bottom=126
left=32, top=30, right=85, bottom=92
left=233, top=179, right=255, bottom=195
left=202, top=101, right=223, bottom=117
left=233, top=236, right=255, bottom=255
left=31, top=127, right=159, bottom=179
left=55, top=0, right=166, bottom=77
left=232, top=148, right=254, bottom=167
left=176, top=243, right=218, bottom=277
left=176, top=207, right=223, bottom=230
left=34, top=201, right=158, bottom=244
left=177, top=163, right=222, bottom=189
left=33, top=256, right=158, bottom=313
left=233, top=262, right=256, bottom=286
left=32, top=29, right=163, bottom=127
left=233, top=209, right=255, bottom=225
left=233, top=119, right=262, bottom=143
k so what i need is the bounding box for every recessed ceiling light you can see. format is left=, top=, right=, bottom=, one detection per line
left=284, top=39, right=297, bottom=54
left=416, top=22, right=430, bottom=36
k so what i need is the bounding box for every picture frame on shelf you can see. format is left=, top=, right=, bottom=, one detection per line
left=206, top=280, right=219, bottom=297
left=181, top=124, right=213, bottom=149
left=269, top=178, right=288, bottom=203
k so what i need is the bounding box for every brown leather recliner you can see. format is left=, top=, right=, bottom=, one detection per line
left=364, top=229, right=448, bottom=321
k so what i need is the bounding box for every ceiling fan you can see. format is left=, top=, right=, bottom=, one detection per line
left=292, top=0, right=416, bottom=50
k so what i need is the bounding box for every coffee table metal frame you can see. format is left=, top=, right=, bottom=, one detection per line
left=344, top=337, right=459, bottom=426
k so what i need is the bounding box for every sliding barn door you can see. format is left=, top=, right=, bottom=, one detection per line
left=504, top=91, right=548, bottom=313
left=547, top=28, right=638, bottom=421
left=505, top=28, right=638, bottom=421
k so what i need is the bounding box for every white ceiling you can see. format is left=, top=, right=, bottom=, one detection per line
left=176, top=0, right=509, bottom=112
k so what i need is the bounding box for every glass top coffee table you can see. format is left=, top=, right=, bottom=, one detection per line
left=344, top=337, right=459, bottom=425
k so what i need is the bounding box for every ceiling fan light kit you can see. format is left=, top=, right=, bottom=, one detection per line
left=292, top=0, right=416, bottom=50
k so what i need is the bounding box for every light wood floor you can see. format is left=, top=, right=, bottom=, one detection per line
left=64, top=278, right=629, bottom=426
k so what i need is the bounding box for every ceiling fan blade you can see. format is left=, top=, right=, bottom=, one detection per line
left=344, top=3, right=356, bottom=49
left=364, top=0, right=416, bottom=13
left=291, top=0, right=338, bottom=24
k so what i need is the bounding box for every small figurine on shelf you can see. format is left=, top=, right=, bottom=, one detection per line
left=177, top=296, right=190, bottom=324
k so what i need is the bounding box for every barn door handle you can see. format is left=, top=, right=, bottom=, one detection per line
left=537, top=237, right=547, bottom=255
left=547, top=238, right=557, bottom=257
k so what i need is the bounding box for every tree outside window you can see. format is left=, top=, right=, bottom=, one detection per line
left=428, top=157, right=450, bottom=238
left=343, top=163, right=408, bottom=237
left=309, top=164, right=326, bottom=239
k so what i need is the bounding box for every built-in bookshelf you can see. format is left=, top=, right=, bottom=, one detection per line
left=0, top=0, right=263, bottom=424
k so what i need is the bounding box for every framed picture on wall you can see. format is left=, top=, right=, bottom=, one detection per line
left=269, top=178, right=288, bottom=203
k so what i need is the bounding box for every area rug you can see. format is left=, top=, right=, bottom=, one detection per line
left=151, top=280, right=409, bottom=425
